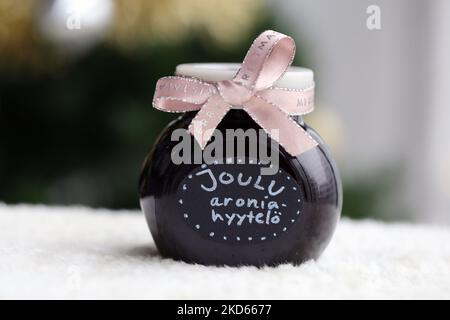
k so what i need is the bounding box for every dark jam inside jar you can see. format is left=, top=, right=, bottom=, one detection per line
left=139, top=109, right=342, bottom=266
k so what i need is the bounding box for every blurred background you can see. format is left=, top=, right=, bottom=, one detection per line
left=0, top=0, right=449, bottom=223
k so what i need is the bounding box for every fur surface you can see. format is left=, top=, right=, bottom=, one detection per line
left=1, top=204, right=449, bottom=299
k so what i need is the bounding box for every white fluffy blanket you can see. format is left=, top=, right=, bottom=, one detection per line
left=0, top=204, right=449, bottom=299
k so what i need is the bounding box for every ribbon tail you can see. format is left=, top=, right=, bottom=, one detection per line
left=243, top=97, right=318, bottom=156
left=188, top=94, right=231, bottom=149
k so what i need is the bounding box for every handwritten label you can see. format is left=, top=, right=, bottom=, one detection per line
left=176, top=160, right=303, bottom=243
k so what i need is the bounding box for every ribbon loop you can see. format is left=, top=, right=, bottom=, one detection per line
left=152, top=30, right=318, bottom=157
left=153, top=76, right=217, bottom=112
left=234, top=30, right=295, bottom=91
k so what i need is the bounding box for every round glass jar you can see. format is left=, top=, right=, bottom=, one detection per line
left=139, top=63, right=342, bottom=266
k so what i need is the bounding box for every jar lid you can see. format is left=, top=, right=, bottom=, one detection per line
left=175, top=63, right=314, bottom=90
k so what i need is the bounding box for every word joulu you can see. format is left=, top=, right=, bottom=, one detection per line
left=196, top=167, right=285, bottom=195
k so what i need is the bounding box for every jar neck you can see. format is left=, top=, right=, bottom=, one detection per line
left=190, top=108, right=305, bottom=127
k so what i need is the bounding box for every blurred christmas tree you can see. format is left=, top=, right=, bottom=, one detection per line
left=0, top=0, right=285, bottom=209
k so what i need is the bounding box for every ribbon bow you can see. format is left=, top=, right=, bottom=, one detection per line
left=152, top=30, right=318, bottom=156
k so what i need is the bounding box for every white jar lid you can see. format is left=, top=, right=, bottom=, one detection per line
left=175, top=63, right=314, bottom=90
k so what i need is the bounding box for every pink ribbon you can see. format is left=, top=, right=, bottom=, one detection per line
left=152, top=30, right=318, bottom=156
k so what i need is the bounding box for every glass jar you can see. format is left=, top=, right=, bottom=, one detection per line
left=139, top=63, right=342, bottom=266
